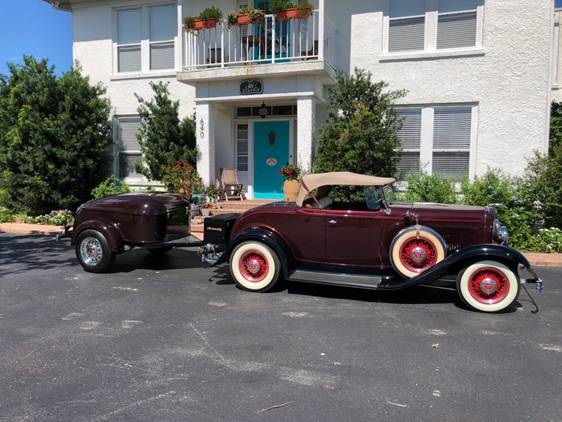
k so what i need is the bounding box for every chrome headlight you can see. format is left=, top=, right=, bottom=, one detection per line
left=494, top=220, right=509, bottom=245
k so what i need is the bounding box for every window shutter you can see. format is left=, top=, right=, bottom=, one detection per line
left=117, top=9, right=141, bottom=45
left=396, top=108, right=421, bottom=177
left=150, top=43, right=175, bottom=70
left=117, top=117, right=142, bottom=178
left=437, top=11, right=477, bottom=49
left=433, top=107, right=471, bottom=150
left=389, top=17, right=425, bottom=52
left=118, top=118, right=141, bottom=151
left=150, top=5, right=176, bottom=42
left=118, top=45, right=141, bottom=72
left=432, top=107, right=471, bottom=178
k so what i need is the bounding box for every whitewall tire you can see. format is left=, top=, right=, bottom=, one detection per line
left=230, top=241, right=281, bottom=292
left=457, top=260, right=520, bottom=313
left=390, top=226, right=446, bottom=278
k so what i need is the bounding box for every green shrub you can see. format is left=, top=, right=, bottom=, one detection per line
left=518, top=147, right=562, bottom=229
left=0, top=56, right=112, bottom=215
left=521, top=227, right=562, bottom=253
left=314, top=69, right=405, bottom=179
left=91, top=176, right=130, bottom=200
left=0, top=207, right=14, bottom=223
left=460, top=169, right=513, bottom=207
left=33, top=209, right=74, bottom=226
left=404, top=172, right=456, bottom=204
left=134, top=82, right=197, bottom=181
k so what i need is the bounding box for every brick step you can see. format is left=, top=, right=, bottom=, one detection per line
left=216, top=200, right=273, bottom=210
left=210, top=208, right=247, bottom=216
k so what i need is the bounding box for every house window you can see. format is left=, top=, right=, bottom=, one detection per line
left=396, top=104, right=474, bottom=180
left=386, top=0, right=481, bottom=53
left=388, top=0, right=425, bottom=52
left=236, top=124, right=249, bottom=172
left=437, top=0, right=477, bottom=50
left=115, top=4, right=176, bottom=73
left=117, top=9, right=142, bottom=72
left=149, top=4, right=176, bottom=70
left=396, top=108, right=422, bottom=177
left=115, top=116, right=142, bottom=178
left=432, top=106, right=472, bottom=178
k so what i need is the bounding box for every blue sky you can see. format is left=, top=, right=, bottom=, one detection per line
left=0, top=1, right=72, bottom=76
left=558, top=0, right=562, bottom=7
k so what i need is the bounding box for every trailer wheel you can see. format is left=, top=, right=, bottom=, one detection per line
left=390, top=226, right=446, bottom=278
left=230, top=241, right=281, bottom=292
left=457, top=260, right=520, bottom=313
left=76, top=229, right=115, bottom=273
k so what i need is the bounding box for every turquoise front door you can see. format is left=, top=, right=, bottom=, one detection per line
left=253, top=121, right=290, bottom=199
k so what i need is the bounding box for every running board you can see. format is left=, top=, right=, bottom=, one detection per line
left=288, top=269, right=387, bottom=290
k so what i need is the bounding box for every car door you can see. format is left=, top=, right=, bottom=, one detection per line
left=324, top=207, right=392, bottom=267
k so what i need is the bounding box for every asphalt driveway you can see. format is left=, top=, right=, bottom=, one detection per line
left=0, top=233, right=561, bottom=421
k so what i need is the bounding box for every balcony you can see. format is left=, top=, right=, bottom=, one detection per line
left=178, top=8, right=337, bottom=82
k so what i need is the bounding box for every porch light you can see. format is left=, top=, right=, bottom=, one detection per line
left=258, top=102, right=269, bottom=118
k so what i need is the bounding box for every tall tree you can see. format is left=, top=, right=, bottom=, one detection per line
left=313, top=69, right=406, bottom=177
left=135, top=82, right=197, bottom=181
left=0, top=57, right=111, bottom=214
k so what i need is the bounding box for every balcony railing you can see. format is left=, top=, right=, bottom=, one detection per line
left=182, top=10, right=335, bottom=71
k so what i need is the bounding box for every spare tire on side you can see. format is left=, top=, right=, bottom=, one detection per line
left=389, top=226, right=446, bottom=278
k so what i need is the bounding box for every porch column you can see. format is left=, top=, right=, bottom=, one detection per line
left=196, top=101, right=215, bottom=186
left=297, top=96, right=316, bottom=171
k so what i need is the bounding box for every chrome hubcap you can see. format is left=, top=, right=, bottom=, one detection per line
left=80, top=237, right=103, bottom=266
left=246, top=259, right=262, bottom=275
left=410, top=246, right=427, bottom=264
left=479, top=277, right=498, bottom=295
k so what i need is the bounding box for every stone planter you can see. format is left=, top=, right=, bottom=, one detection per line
left=283, top=179, right=300, bottom=202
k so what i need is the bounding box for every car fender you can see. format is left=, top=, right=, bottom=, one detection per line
left=72, top=219, right=124, bottom=253
left=216, top=227, right=291, bottom=278
left=405, top=244, right=530, bottom=287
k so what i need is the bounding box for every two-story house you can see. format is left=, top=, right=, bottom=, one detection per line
left=45, top=0, right=554, bottom=199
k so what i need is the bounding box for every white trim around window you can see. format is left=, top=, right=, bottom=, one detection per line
left=112, top=2, right=179, bottom=76
left=383, top=0, right=484, bottom=57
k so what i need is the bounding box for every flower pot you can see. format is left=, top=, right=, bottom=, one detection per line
left=283, top=179, right=300, bottom=202
left=201, top=208, right=211, bottom=217
left=236, top=13, right=263, bottom=25
left=193, top=18, right=217, bottom=30
left=276, top=8, right=311, bottom=21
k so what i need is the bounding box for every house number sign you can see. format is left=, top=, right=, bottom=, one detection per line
left=240, top=79, right=263, bottom=95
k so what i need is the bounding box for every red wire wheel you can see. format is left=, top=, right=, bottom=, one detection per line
left=239, top=251, right=269, bottom=283
left=457, top=261, right=520, bottom=312
left=230, top=241, right=282, bottom=292
left=390, top=226, right=446, bottom=278
left=398, top=238, right=439, bottom=273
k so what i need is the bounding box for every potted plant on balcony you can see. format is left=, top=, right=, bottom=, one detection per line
left=270, top=0, right=313, bottom=21
left=184, top=6, right=223, bottom=31
left=279, top=163, right=301, bottom=202
left=227, top=7, right=264, bottom=27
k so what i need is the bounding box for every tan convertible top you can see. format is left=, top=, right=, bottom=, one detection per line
left=296, top=172, right=396, bottom=206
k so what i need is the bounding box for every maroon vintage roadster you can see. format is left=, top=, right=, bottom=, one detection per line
left=70, top=172, right=543, bottom=313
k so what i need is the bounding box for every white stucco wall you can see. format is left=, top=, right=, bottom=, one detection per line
left=72, top=1, right=195, bottom=118
left=347, top=0, right=553, bottom=177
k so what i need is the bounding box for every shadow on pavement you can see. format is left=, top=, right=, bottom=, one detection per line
left=0, top=234, right=77, bottom=278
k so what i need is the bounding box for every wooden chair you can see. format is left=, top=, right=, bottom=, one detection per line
left=220, top=168, right=244, bottom=201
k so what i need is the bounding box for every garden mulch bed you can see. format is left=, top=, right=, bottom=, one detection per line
left=1, top=223, right=561, bottom=267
